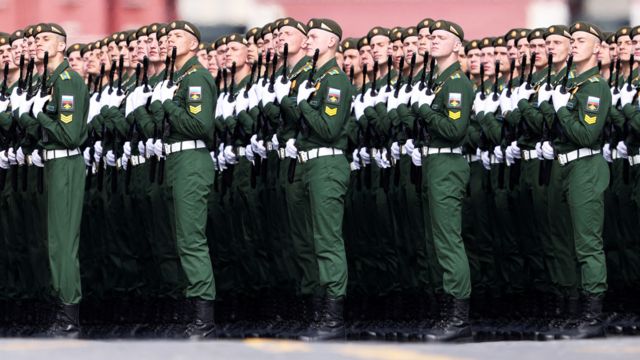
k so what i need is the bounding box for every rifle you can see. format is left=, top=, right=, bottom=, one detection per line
left=0, top=63, right=8, bottom=100
left=124, top=63, right=143, bottom=193
left=262, top=50, right=271, bottom=87
left=360, top=64, right=368, bottom=100
left=268, top=52, right=279, bottom=92
left=96, top=61, right=115, bottom=191
left=419, top=51, right=429, bottom=90
left=525, top=52, right=536, bottom=88
left=157, top=46, right=176, bottom=186
left=393, top=55, right=405, bottom=98
left=613, top=58, right=621, bottom=93
left=287, top=49, right=319, bottom=184
left=622, top=54, right=635, bottom=184
left=405, top=53, right=417, bottom=93
left=25, top=58, right=34, bottom=99
left=34, top=52, right=50, bottom=194
left=86, top=63, right=106, bottom=189
left=280, top=43, right=289, bottom=80
left=506, top=58, right=516, bottom=97
left=492, top=60, right=500, bottom=101
left=425, top=57, right=436, bottom=95
left=371, top=60, right=379, bottom=95
left=626, top=54, right=635, bottom=91
left=597, top=60, right=602, bottom=72
left=228, top=61, right=237, bottom=101
left=16, top=55, right=25, bottom=95
left=110, top=55, right=125, bottom=193
left=385, top=55, right=393, bottom=92
left=349, top=66, right=354, bottom=85
left=608, top=61, right=615, bottom=87
left=539, top=53, right=555, bottom=186
left=479, top=62, right=486, bottom=99
left=518, top=53, right=527, bottom=86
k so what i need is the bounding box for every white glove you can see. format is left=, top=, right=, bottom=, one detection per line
left=483, top=95, right=500, bottom=114
left=0, top=151, right=8, bottom=170
left=411, top=148, right=422, bottom=166
left=535, top=142, right=543, bottom=160
left=552, top=85, right=570, bottom=112
left=511, top=87, right=521, bottom=110
left=517, top=82, right=535, bottom=103
left=246, top=85, right=258, bottom=109
left=31, top=149, right=44, bottom=168
left=350, top=149, right=361, bottom=171
left=18, top=96, right=34, bottom=118
left=373, top=149, right=384, bottom=168
left=285, top=138, right=298, bottom=159
left=409, top=84, right=423, bottom=105
left=125, top=91, right=135, bottom=117
left=537, top=84, right=553, bottom=106
left=390, top=142, right=401, bottom=160
left=83, top=147, right=92, bottom=167
left=16, top=147, right=25, bottom=165
left=473, top=92, right=485, bottom=114
left=603, top=143, right=612, bottom=163
left=404, top=139, right=415, bottom=155
left=151, top=81, right=165, bottom=103
left=376, top=86, right=392, bottom=105
left=6, top=147, right=16, bottom=165
left=245, top=145, right=255, bottom=162
left=105, top=150, right=117, bottom=167
left=123, top=141, right=132, bottom=157
left=110, top=90, right=126, bottom=108
left=217, top=150, right=227, bottom=170
left=159, top=82, right=178, bottom=102
left=87, top=93, right=101, bottom=123
left=493, top=145, right=504, bottom=163
left=379, top=148, right=391, bottom=168
left=620, top=86, right=635, bottom=107
left=271, top=134, right=279, bottom=151
left=145, top=138, right=155, bottom=158
left=274, top=76, right=291, bottom=103
left=354, top=93, right=373, bottom=119
left=93, top=140, right=103, bottom=164
left=363, top=88, right=377, bottom=108
left=235, top=89, right=250, bottom=113
left=261, top=86, right=276, bottom=105
left=10, top=87, right=26, bottom=112
left=209, top=151, right=217, bottom=169
left=510, top=141, right=521, bottom=159
left=499, top=88, right=512, bottom=114
left=137, top=141, right=145, bottom=156
left=153, top=139, right=164, bottom=159
left=386, top=92, right=401, bottom=111
left=296, top=80, right=316, bottom=105
left=481, top=151, right=491, bottom=170
left=359, top=147, right=371, bottom=165
left=417, top=90, right=435, bottom=107
left=221, top=94, right=236, bottom=118
left=224, top=145, right=238, bottom=164
left=121, top=153, right=129, bottom=170
left=541, top=141, right=555, bottom=160
left=0, top=99, right=9, bottom=112
left=250, top=134, right=267, bottom=159
left=505, top=145, right=515, bottom=166
left=135, top=87, right=153, bottom=110
left=32, top=94, right=49, bottom=118
left=616, top=141, right=628, bottom=159
left=99, top=87, right=112, bottom=108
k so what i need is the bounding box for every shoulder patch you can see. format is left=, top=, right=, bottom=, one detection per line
left=448, top=93, right=462, bottom=109
left=61, top=95, right=74, bottom=111
left=586, top=96, right=600, bottom=112
left=327, top=88, right=341, bottom=104
left=188, top=86, right=202, bottom=101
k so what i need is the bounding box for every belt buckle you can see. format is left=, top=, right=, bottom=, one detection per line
left=558, top=154, right=568, bottom=166
left=298, top=151, right=308, bottom=163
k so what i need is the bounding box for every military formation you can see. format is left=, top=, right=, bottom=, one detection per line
left=0, top=16, right=639, bottom=342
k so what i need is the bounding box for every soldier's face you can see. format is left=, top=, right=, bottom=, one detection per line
left=516, top=39, right=530, bottom=60
left=27, top=37, right=37, bottom=60
left=570, top=32, right=599, bottom=64
left=11, top=39, right=23, bottom=66
left=529, top=39, right=547, bottom=67
left=494, top=47, right=509, bottom=72
left=403, top=36, right=419, bottom=64
left=197, top=49, right=209, bottom=68
left=370, top=35, right=390, bottom=64
left=343, top=49, right=362, bottom=76
left=429, top=30, right=458, bottom=59
left=148, top=34, right=160, bottom=62
left=546, top=35, right=570, bottom=65
left=303, top=29, right=335, bottom=58
left=67, top=50, right=84, bottom=75
left=467, top=49, right=482, bottom=75
left=216, top=45, right=227, bottom=69
left=128, top=45, right=139, bottom=67
left=392, top=40, right=403, bottom=70
left=207, top=50, right=218, bottom=75
left=359, top=45, right=373, bottom=69
left=262, top=34, right=274, bottom=61
left=632, top=36, right=640, bottom=60
left=278, top=26, right=306, bottom=56
left=609, top=43, right=618, bottom=62
left=35, top=32, right=65, bottom=62
left=459, top=49, right=467, bottom=73
left=118, top=41, right=131, bottom=68
left=598, top=41, right=612, bottom=65
left=247, top=42, right=258, bottom=64
left=507, top=39, right=518, bottom=61
left=225, top=42, right=248, bottom=68
left=0, top=45, right=15, bottom=70
left=137, top=36, right=149, bottom=59
left=86, top=50, right=100, bottom=74
left=107, top=42, right=120, bottom=61
left=417, top=28, right=431, bottom=56
left=481, top=47, right=496, bottom=76
left=167, top=30, right=198, bottom=57
left=617, top=35, right=632, bottom=62
left=158, top=36, right=168, bottom=60
left=101, top=46, right=111, bottom=69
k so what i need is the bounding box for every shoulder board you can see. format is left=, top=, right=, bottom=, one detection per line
left=327, top=67, right=341, bottom=76
left=450, top=72, right=461, bottom=80
left=59, top=71, right=71, bottom=81
left=303, top=62, right=313, bottom=71
left=568, top=70, right=576, bottom=79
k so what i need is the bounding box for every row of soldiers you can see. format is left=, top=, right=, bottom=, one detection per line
left=0, top=16, right=638, bottom=342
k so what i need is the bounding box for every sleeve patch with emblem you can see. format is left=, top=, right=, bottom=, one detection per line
left=188, top=86, right=202, bottom=101
left=448, top=110, right=461, bottom=120
left=327, top=88, right=341, bottom=104
left=584, top=114, right=597, bottom=125
left=586, top=96, right=600, bottom=112
left=60, top=113, right=73, bottom=123
left=189, top=104, right=202, bottom=114
left=325, top=106, right=337, bottom=116
left=448, top=93, right=462, bottom=109
left=61, top=95, right=74, bottom=111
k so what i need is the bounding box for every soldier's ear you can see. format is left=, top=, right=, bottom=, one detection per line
left=593, top=39, right=601, bottom=56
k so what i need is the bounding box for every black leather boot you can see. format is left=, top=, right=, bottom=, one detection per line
left=425, top=296, right=472, bottom=342
left=184, top=299, right=216, bottom=339
left=299, top=296, right=346, bottom=341
left=560, top=293, right=605, bottom=339
left=45, top=303, right=80, bottom=338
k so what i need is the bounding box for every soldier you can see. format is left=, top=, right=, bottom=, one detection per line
left=197, top=42, right=209, bottom=69
left=66, top=44, right=85, bottom=78
left=15, top=23, right=88, bottom=337
left=412, top=19, right=474, bottom=342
